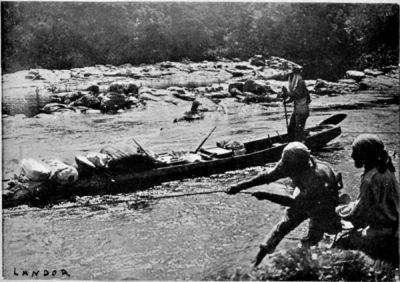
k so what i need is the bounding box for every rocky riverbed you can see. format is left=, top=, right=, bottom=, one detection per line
left=2, top=57, right=399, bottom=280
left=3, top=55, right=398, bottom=118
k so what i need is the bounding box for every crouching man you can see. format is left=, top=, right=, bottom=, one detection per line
left=226, top=142, right=342, bottom=267
left=334, top=134, right=399, bottom=268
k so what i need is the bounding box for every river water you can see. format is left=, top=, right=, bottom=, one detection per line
left=2, top=89, right=399, bottom=280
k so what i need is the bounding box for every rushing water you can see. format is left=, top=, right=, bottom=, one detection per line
left=2, top=90, right=399, bottom=280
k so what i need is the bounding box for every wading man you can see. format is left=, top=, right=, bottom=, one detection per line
left=335, top=134, right=399, bottom=268
left=173, top=100, right=203, bottom=123
left=256, top=65, right=311, bottom=141
left=226, top=142, right=341, bottom=267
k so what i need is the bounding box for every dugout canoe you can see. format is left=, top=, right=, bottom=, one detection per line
left=3, top=113, right=346, bottom=208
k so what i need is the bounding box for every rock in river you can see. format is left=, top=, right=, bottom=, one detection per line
left=346, top=70, right=366, bottom=81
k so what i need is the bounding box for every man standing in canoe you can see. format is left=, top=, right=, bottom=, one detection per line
left=256, top=65, right=311, bottom=141
left=226, top=142, right=342, bottom=267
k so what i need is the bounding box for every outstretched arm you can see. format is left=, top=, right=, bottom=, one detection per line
left=252, top=191, right=295, bottom=206
left=226, top=162, right=287, bottom=194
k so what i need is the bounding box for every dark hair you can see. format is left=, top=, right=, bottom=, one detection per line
left=352, top=134, right=395, bottom=173
left=377, top=150, right=395, bottom=173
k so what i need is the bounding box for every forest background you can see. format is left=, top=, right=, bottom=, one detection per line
left=1, top=2, right=398, bottom=80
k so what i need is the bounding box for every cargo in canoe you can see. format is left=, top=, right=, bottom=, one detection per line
left=2, top=113, right=346, bottom=208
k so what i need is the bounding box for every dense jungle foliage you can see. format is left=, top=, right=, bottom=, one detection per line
left=1, top=2, right=398, bottom=79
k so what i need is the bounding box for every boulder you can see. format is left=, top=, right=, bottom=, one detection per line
left=69, top=94, right=101, bottom=109
left=314, top=79, right=330, bottom=89
left=159, top=61, right=175, bottom=68
left=228, top=69, right=248, bottom=77
left=250, top=55, right=266, bottom=67
left=49, top=96, right=63, bottom=103
left=25, top=74, right=36, bottom=80
left=229, top=88, right=243, bottom=97
left=63, top=91, right=84, bottom=103
left=139, top=93, right=161, bottom=102
left=228, top=82, right=244, bottom=93
left=100, top=92, right=127, bottom=112
left=40, top=103, right=75, bottom=114
left=126, top=83, right=139, bottom=95
left=204, top=92, right=231, bottom=99
left=346, top=70, right=366, bottom=81
left=126, top=96, right=140, bottom=106
left=108, top=82, right=139, bottom=94
left=239, top=92, right=275, bottom=103
left=364, top=69, right=383, bottom=77
left=167, top=86, right=186, bottom=94
left=86, top=85, right=100, bottom=94
left=204, top=84, right=224, bottom=93
left=173, top=92, right=196, bottom=101
left=338, top=79, right=358, bottom=85
left=235, top=64, right=253, bottom=70
left=243, top=79, right=270, bottom=95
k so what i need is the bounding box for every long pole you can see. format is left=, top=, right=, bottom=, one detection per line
left=193, top=126, right=217, bottom=153
left=132, top=137, right=155, bottom=161
left=283, top=100, right=289, bottom=133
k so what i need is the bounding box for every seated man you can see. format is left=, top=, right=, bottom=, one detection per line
left=226, top=142, right=342, bottom=267
left=334, top=134, right=399, bottom=268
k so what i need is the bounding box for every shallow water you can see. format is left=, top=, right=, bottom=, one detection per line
left=2, top=91, right=399, bottom=280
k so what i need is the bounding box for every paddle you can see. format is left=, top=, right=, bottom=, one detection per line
left=193, top=126, right=217, bottom=153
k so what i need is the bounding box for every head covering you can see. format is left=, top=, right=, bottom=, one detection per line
left=352, top=134, right=384, bottom=156
left=291, top=65, right=303, bottom=73
left=191, top=100, right=201, bottom=112
left=281, top=142, right=310, bottom=167
left=352, top=134, right=395, bottom=172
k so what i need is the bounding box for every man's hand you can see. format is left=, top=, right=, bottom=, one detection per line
left=226, top=184, right=243, bottom=195
left=281, top=86, right=288, bottom=99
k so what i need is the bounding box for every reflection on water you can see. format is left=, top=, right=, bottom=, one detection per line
left=2, top=87, right=399, bottom=280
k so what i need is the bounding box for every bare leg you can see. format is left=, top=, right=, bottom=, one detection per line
left=254, top=208, right=307, bottom=267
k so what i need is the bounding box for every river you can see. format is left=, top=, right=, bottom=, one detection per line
left=2, top=87, right=399, bottom=280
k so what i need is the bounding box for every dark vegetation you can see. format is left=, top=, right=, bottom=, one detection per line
left=1, top=2, right=398, bottom=79
left=207, top=246, right=397, bottom=281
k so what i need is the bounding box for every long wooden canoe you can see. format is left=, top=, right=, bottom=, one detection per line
left=3, top=113, right=346, bottom=208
